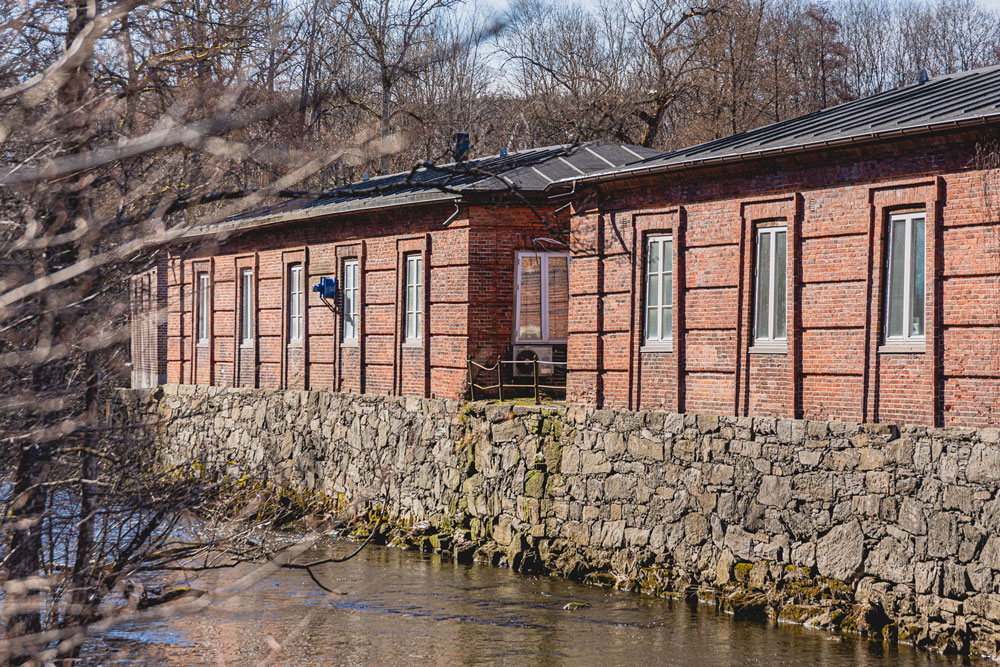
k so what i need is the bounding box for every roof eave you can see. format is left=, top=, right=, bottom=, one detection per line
left=181, top=190, right=462, bottom=240
left=555, top=115, right=1000, bottom=190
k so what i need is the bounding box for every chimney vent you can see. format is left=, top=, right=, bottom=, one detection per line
left=452, top=132, right=470, bottom=162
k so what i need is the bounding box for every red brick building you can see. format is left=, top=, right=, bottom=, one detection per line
left=132, top=66, right=1000, bottom=428
left=558, top=66, right=1000, bottom=428
left=142, top=143, right=659, bottom=399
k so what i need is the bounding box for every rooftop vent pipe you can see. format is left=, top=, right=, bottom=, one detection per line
left=452, top=132, right=470, bottom=162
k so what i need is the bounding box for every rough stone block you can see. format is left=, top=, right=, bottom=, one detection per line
left=816, top=520, right=864, bottom=580
left=758, top=475, right=792, bottom=507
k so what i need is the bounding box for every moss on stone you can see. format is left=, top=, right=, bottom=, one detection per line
left=724, top=591, right=770, bottom=620
left=777, top=604, right=812, bottom=624
left=584, top=571, right=617, bottom=587
left=733, top=562, right=753, bottom=583
left=524, top=469, right=546, bottom=498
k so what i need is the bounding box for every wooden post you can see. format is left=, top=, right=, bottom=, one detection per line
left=497, top=361, right=504, bottom=402
left=467, top=360, right=475, bottom=401
left=533, top=359, right=540, bottom=404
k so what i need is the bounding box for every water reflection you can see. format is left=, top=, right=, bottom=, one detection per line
left=87, top=540, right=975, bottom=666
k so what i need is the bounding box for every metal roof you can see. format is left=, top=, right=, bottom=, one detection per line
left=558, top=64, right=1000, bottom=186
left=190, top=141, right=662, bottom=238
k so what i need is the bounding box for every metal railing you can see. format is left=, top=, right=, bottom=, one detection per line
left=467, top=358, right=567, bottom=404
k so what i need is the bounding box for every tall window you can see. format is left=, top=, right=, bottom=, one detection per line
left=885, top=212, right=926, bottom=342
left=343, top=260, right=359, bottom=343
left=644, top=235, right=673, bottom=344
left=288, top=263, right=303, bottom=343
left=197, top=272, right=210, bottom=344
left=754, top=226, right=787, bottom=344
left=404, top=254, right=422, bottom=343
left=515, top=252, right=569, bottom=343
left=240, top=268, right=254, bottom=346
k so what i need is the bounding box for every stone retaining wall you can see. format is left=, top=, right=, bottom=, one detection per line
left=116, top=385, right=1000, bottom=658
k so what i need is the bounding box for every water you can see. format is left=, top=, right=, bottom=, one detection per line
left=90, top=540, right=975, bottom=666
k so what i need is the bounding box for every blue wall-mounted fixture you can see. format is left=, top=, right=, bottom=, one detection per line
left=313, top=276, right=337, bottom=299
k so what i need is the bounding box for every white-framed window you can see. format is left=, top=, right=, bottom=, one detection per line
left=644, top=235, right=673, bottom=345
left=240, top=268, right=254, bottom=346
left=753, top=226, right=787, bottom=344
left=885, top=211, right=926, bottom=343
left=343, top=259, right=359, bottom=343
left=197, top=271, right=210, bottom=345
left=288, top=263, right=304, bottom=343
left=404, top=254, right=422, bottom=343
left=515, top=252, right=569, bottom=344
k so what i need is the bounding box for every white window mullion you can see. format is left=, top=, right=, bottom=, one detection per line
left=644, top=235, right=672, bottom=345
left=768, top=231, right=776, bottom=340
left=884, top=211, right=926, bottom=345
left=903, top=218, right=912, bottom=338
left=753, top=226, right=787, bottom=345
left=657, top=240, right=664, bottom=339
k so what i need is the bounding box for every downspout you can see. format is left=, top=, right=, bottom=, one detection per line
left=442, top=202, right=461, bottom=227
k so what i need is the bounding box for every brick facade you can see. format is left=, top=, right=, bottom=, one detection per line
left=130, top=129, right=1000, bottom=427
left=159, top=200, right=563, bottom=400
left=566, top=128, right=1000, bottom=428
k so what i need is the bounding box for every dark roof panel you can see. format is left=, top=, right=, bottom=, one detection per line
left=218, top=141, right=665, bottom=231
left=562, top=65, right=1000, bottom=184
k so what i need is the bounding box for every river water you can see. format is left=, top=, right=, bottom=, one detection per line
left=91, top=539, right=974, bottom=666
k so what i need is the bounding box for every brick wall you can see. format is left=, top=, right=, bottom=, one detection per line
left=568, top=129, right=1000, bottom=428
left=162, top=200, right=559, bottom=399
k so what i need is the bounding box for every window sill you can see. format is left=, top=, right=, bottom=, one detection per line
left=878, top=342, right=925, bottom=354
left=287, top=341, right=304, bottom=348
left=401, top=341, right=422, bottom=349
left=748, top=342, right=787, bottom=355
left=196, top=342, right=210, bottom=349
left=342, top=340, right=359, bottom=348
left=640, top=342, right=673, bottom=354
left=239, top=343, right=254, bottom=350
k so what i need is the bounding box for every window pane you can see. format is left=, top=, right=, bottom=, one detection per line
left=887, top=219, right=906, bottom=338
left=755, top=233, right=771, bottom=340
left=198, top=273, right=209, bottom=342
left=648, top=239, right=660, bottom=274
left=241, top=270, right=253, bottom=343
left=663, top=238, right=672, bottom=272
left=647, top=263, right=659, bottom=308
left=774, top=231, right=787, bottom=339
left=289, top=265, right=302, bottom=341
left=518, top=256, right=542, bottom=340
left=344, top=261, right=358, bottom=342
left=910, top=218, right=925, bottom=336
left=548, top=256, right=569, bottom=340
left=646, top=305, right=659, bottom=340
